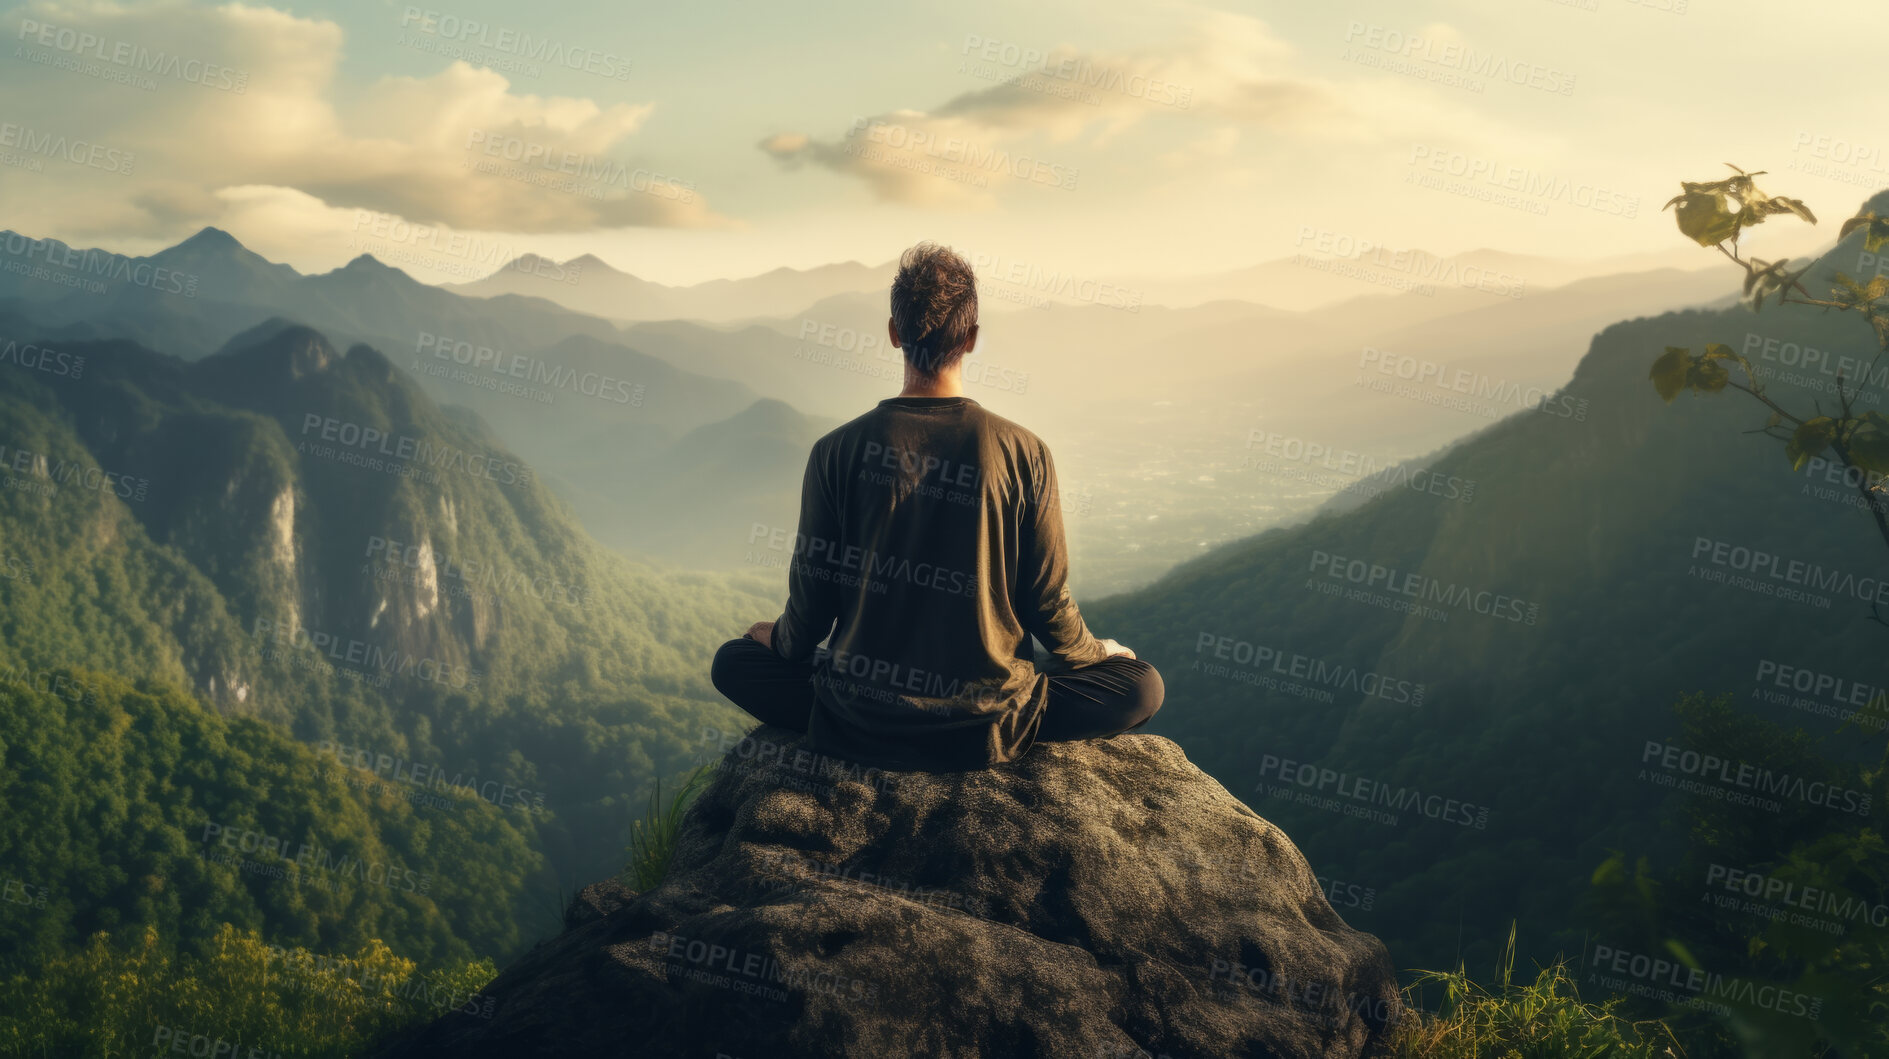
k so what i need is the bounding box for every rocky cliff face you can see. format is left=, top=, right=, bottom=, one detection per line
left=379, top=728, right=1401, bottom=1058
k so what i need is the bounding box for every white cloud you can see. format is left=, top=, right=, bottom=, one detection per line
left=759, top=5, right=1534, bottom=207
left=0, top=0, right=727, bottom=239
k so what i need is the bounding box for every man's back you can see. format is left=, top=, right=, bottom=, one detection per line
left=770, top=395, right=1108, bottom=770
left=711, top=241, right=1161, bottom=770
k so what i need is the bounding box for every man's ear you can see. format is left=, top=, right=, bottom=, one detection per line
left=959, top=324, right=979, bottom=357
left=886, top=317, right=902, bottom=350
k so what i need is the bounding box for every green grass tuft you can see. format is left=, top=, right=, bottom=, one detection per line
left=621, top=763, right=715, bottom=892
left=1394, top=923, right=1688, bottom=1058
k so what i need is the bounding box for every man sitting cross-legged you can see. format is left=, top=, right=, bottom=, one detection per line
left=711, top=242, right=1163, bottom=771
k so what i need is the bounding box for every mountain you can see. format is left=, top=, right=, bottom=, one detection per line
left=620, top=261, right=1732, bottom=443
left=408, top=328, right=767, bottom=541
left=0, top=319, right=782, bottom=939
left=1205, top=265, right=1743, bottom=456
left=453, top=252, right=676, bottom=321
left=607, top=260, right=1736, bottom=594
left=143, top=226, right=305, bottom=304
left=448, top=253, right=897, bottom=324
left=1120, top=244, right=1716, bottom=313
left=0, top=225, right=1755, bottom=598
left=0, top=227, right=823, bottom=565
left=0, top=227, right=625, bottom=363
left=1080, top=194, right=1889, bottom=976
left=377, top=731, right=1401, bottom=1059
left=556, top=397, right=838, bottom=567
left=449, top=243, right=1714, bottom=325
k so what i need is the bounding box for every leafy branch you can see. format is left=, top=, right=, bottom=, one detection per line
left=1650, top=164, right=1889, bottom=568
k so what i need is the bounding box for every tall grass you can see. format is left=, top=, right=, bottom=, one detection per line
left=621, top=763, right=715, bottom=892
left=1393, top=923, right=1688, bottom=1058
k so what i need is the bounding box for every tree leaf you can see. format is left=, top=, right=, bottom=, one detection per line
left=1773, top=196, right=1817, bottom=224
left=1849, top=412, right=1889, bottom=474
left=1743, top=193, right=1815, bottom=226
left=1834, top=272, right=1869, bottom=305
left=1650, top=346, right=1691, bottom=403
left=1690, top=357, right=1730, bottom=393
left=1667, top=189, right=1741, bottom=246
left=1786, top=416, right=1838, bottom=470
left=1841, top=210, right=1889, bottom=253
left=1742, top=260, right=1774, bottom=297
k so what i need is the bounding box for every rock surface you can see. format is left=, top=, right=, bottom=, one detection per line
left=378, top=727, right=1400, bottom=1058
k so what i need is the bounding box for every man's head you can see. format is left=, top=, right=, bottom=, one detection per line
left=889, top=242, right=979, bottom=377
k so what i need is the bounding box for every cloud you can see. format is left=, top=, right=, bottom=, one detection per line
left=0, top=0, right=728, bottom=240
left=759, top=5, right=1529, bottom=206
left=196, top=185, right=592, bottom=282
left=758, top=110, right=1084, bottom=207
left=757, top=132, right=811, bottom=160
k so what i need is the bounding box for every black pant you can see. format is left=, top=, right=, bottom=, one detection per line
left=709, top=637, right=1164, bottom=743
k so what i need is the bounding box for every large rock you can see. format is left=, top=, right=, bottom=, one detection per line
left=379, top=727, right=1401, bottom=1058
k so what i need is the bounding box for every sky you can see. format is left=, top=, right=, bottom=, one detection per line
left=0, top=0, right=1875, bottom=286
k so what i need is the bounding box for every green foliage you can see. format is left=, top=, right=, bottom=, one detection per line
left=0, top=923, right=493, bottom=1059
left=1649, top=344, right=1744, bottom=403
left=1662, top=165, right=1813, bottom=249
left=0, top=329, right=777, bottom=961
left=1648, top=165, right=1889, bottom=553
left=1840, top=211, right=1889, bottom=254
left=0, top=668, right=543, bottom=970
left=621, top=764, right=715, bottom=892
left=0, top=311, right=791, bottom=1049
left=1843, top=412, right=1889, bottom=475
left=1587, top=694, right=1889, bottom=1059
left=1394, top=928, right=1687, bottom=1058
left=1785, top=417, right=1838, bottom=472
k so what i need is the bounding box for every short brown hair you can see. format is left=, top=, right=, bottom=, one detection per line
left=890, top=242, right=978, bottom=376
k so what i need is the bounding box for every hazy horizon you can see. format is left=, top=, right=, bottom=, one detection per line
left=0, top=0, right=1869, bottom=288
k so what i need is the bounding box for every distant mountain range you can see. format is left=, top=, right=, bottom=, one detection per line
left=447, top=253, right=898, bottom=324
left=1117, top=244, right=1717, bottom=312
left=442, top=243, right=1718, bottom=325
left=596, top=253, right=1736, bottom=591
left=0, top=226, right=835, bottom=567
left=0, top=226, right=620, bottom=363
left=0, top=220, right=1755, bottom=591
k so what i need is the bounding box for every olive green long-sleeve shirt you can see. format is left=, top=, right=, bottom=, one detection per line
left=771, top=395, right=1107, bottom=770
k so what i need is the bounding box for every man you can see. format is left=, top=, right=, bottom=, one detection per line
left=711, top=242, right=1162, bottom=771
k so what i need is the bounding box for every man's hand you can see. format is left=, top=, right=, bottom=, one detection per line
left=1098, top=638, right=1135, bottom=659
left=745, top=621, right=775, bottom=649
